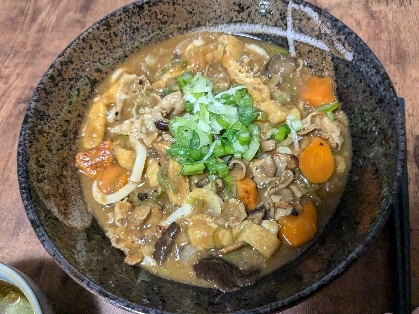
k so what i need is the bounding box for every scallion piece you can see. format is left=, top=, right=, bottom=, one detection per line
left=273, top=124, right=291, bottom=142
left=243, top=138, right=260, bottom=161
left=185, top=102, right=194, bottom=112
left=167, top=73, right=262, bottom=179
left=223, top=175, right=237, bottom=197
left=316, top=100, right=339, bottom=113
left=237, top=132, right=251, bottom=145
left=181, top=163, right=205, bottom=175
left=216, top=114, right=230, bottom=129
left=157, top=171, right=179, bottom=194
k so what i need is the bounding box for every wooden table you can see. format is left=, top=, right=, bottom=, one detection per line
left=1, top=0, right=417, bottom=313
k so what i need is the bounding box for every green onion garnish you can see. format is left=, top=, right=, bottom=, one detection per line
left=167, top=74, right=261, bottom=179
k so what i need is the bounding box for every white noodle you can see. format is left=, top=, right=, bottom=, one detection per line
left=92, top=136, right=147, bottom=205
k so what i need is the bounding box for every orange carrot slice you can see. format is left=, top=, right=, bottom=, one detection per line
left=278, top=201, right=317, bottom=247
left=75, top=140, right=114, bottom=178
left=236, top=177, right=258, bottom=210
left=299, top=137, right=335, bottom=183
left=300, top=76, right=335, bottom=108
left=96, top=163, right=130, bottom=194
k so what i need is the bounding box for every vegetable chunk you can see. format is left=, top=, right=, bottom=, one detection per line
left=300, top=76, right=335, bottom=108
left=75, top=140, right=114, bottom=178
left=299, top=137, right=335, bottom=183
left=236, top=177, right=258, bottom=210
left=278, top=201, right=317, bottom=247
left=96, top=163, right=130, bottom=194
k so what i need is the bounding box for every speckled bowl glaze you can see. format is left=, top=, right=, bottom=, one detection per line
left=17, top=0, right=405, bottom=313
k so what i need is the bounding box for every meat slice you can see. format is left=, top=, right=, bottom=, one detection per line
left=193, top=257, right=260, bottom=291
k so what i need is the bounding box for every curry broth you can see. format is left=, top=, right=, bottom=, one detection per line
left=77, top=32, right=351, bottom=289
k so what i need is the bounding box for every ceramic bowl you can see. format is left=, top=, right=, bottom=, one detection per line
left=17, top=0, right=405, bottom=312
left=0, top=262, right=54, bottom=314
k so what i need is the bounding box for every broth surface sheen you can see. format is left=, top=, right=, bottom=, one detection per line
left=76, top=32, right=351, bottom=290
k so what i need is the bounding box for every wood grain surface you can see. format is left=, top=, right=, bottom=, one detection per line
left=0, top=0, right=417, bottom=313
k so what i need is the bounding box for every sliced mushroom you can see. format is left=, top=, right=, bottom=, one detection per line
left=228, top=158, right=247, bottom=180
left=260, top=139, right=276, bottom=152
left=189, top=173, right=210, bottom=189
left=154, top=120, right=169, bottom=131
left=245, top=206, right=266, bottom=225
left=153, top=221, right=180, bottom=265
left=267, top=54, right=297, bottom=83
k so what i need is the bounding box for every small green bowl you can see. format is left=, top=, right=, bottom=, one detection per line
left=0, top=262, right=54, bottom=314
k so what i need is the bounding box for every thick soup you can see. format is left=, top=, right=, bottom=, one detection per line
left=76, top=32, right=351, bottom=291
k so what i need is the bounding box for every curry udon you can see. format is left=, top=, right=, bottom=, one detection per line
left=75, top=32, right=351, bottom=291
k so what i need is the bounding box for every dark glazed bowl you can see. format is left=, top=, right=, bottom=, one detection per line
left=17, top=0, right=405, bottom=313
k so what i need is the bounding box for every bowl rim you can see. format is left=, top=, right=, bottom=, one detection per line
left=0, top=262, right=44, bottom=313
left=16, top=0, right=406, bottom=313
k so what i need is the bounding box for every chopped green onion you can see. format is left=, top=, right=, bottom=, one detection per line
left=233, top=141, right=248, bottom=154
left=181, top=163, right=205, bottom=175
left=178, top=71, right=194, bottom=87
left=317, top=101, right=339, bottom=113
left=113, top=134, right=129, bottom=142
left=216, top=115, right=230, bottom=129
left=167, top=74, right=262, bottom=179
left=237, top=132, right=251, bottom=145
left=247, top=124, right=260, bottom=137
left=286, top=114, right=303, bottom=132
left=223, top=175, right=237, bottom=197
left=157, top=171, right=179, bottom=194
left=212, top=142, right=225, bottom=157
left=273, top=124, right=291, bottom=142
left=242, top=138, right=260, bottom=161
left=161, top=59, right=188, bottom=75
left=224, top=145, right=234, bottom=154
left=185, top=102, right=194, bottom=112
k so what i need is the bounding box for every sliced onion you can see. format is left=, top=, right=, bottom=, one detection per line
left=277, top=146, right=293, bottom=154
left=141, top=255, right=156, bottom=267
left=245, top=43, right=269, bottom=59
left=179, top=245, right=196, bottom=262
left=163, top=203, right=193, bottom=227
left=187, top=188, right=223, bottom=216
left=129, top=136, right=147, bottom=182
left=92, top=181, right=137, bottom=205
